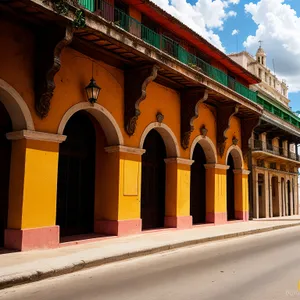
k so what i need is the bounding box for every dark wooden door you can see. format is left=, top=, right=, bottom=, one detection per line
left=227, top=153, right=235, bottom=220
left=56, top=112, right=96, bottom=237
left=141, top=130, right=166, bottom=230
left=190, top=143, right=206, bottom=224
left=0, top=102, right=11, bottom=247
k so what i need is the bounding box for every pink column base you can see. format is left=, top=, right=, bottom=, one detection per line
left=95, top=219, right=142, bottom=236
left=5, top=226, right=59, bottom=251
left=206, top=212, right=227, bottom=224
left=235, top=211, right=249, bottom=221
left=164, top=216, right=192, bottom=229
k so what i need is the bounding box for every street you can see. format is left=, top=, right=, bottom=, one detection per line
left=1, top=226, right=300, bottom=300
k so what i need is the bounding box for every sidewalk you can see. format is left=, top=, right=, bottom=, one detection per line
left=1, top=216, right=300, bottom=289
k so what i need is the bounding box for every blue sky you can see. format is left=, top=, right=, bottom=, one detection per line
left=216, top=0, right=300, bottom=112
left=153, top=0, right=300, bottom=112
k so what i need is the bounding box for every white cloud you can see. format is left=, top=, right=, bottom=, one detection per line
left=243, top=0, right=300, bottom=92
left=232, top=29, right=239, bottom=35
left=150, top=0, right=239, bottom=51
left=228, top=10, right=237, bottom=17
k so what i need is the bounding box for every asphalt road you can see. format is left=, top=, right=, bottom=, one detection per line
left=1, top=226, right=300, bottom=300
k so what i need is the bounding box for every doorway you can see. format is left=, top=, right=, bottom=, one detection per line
left=227, top=153, right=235, bottom=220
left=141, top=130, right=166, bottom=230
left=190, top=143, right=206, bottom=224
left=0, top=102, right=12, bottom=247
left=56, top=111, right=96, bottom=238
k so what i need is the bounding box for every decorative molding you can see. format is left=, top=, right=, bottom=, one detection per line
left=35, top=25, right=74, bottom=119
left=232, top=136, right=239, bottom=145
left=200, top=125, right=208, bottom=137
left=124, top=65, right=159, bottom=136
left=204, top=164, right=230, bottom=170
left=233, top=169, right=251, bottom=175
left=6, top=130, right=67, bottom=143
left=180, top=88, right=208, bottom=150
left=217, top=104, right=239, bottom=157
left=164, top=158, right=194, bottom=165
left=156, top=112, right=164, bottom=123
left=105, top=145, right=146, bottom=155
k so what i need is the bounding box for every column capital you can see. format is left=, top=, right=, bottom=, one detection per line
left=204, top=164, right=230, bottom=170
left=164, top=158, right=194, bottom=165
left=6, top=130, right=66, bottom=143
left=233, top=169, right=251, bottom=175
left=104, top=145, right=146, bottom=155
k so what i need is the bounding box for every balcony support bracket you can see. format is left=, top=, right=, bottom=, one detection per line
left=242, top=117, right=261, bottom=160
left=180, top=88, right=208, bottom=150
left=124, top=64, right=160, bottom=136
left=217, top=104, right=239, bottom=157
left=34, top=25, right=74, bottom=119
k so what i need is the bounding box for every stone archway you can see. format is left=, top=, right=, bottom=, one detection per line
left=225, top=145, right=245, bottom=221
left=190, top=136, right=217, bottom=224
left=0, top=79, right=34, bottom=247
left=140, top=123, right=180, bottom=230
left=139, top=122, right=180, bottom=158
left=57, top=103, right=124, bottom=240
left=58, top=102, right=123, bottom=146
left=0, top=79, right=34, bottom=131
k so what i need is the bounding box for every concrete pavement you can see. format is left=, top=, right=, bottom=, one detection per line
left=1, top=225, right=300, bottom=299
left=0, top=216, right=300, bottom=290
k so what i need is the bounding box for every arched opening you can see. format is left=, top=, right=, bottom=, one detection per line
left=56, top=111, right=96, bottom=238
left=271, top=176, right=279, bottom=217
left=0, top=102, right=12, bottom=247
left=258, top=174, right=266, bottom=218
left=226, top=153, right=235, bottom=220
left=141, top=129, right=166, bottom=230
left=190, top=143, right=206, bottom=224
left=287, top=180, right=291, bottom=216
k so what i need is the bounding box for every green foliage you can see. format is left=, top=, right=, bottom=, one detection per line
left=72, top=9, right=86, bottom=28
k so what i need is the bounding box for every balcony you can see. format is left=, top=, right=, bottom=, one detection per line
left=78, top=0, right=257, bottom=104
left=251, top=139, right=300, bottom=163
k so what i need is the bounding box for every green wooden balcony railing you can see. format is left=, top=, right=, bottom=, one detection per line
left=78, top=0, right=300, bottom=130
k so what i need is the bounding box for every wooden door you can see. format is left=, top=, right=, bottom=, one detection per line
left=56, top=112, right=96, bottom=237
left=227, top=153, right=235, bottom=220
left=141, top=130, right=166, bottom=230
left=190, top=143, right=206, bottom=224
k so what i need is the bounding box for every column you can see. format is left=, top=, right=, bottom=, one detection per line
left=233, top=169, right=251, bottom=221
left=290, top=177, right=294, bottom=215
left=252, top=168, right=259, bottom=219
left=272, top=137, right=280, bottom=155
left=164, top=158, right=194, bottom=229
left=282, top=178, right=286, bottom=216
left=269, top=174, right=273, bottom=217
left=295, top=175, right=299, bottom=215
left=278, top=177, right=282, bottom=217
left=204, top=164, right=229, bottom=224
left=285, top=177, right=289, bottom=215
left=260, top=132, right=267, bottom=151
left=283, top=140, right=288, bottom=157
left=5, top=130, right=66, bottom=251
left=95, top=146, right=145, bottom=236
left=264, top=171, right=270, bottom=218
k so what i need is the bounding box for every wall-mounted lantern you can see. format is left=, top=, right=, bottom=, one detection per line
left=85, top=78, right=101, bottom=104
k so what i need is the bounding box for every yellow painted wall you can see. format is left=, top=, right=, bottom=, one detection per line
left=1, top=17, right=251, bottom=230
left=8, top=139, right=59, bottom=229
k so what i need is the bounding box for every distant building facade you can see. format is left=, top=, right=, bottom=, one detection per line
left=230, top=47, right=300, bottom=219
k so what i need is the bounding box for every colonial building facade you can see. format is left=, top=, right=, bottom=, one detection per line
left=230, top=48, right=300, bottom=219
left=0, top=0, right=291, bottom=251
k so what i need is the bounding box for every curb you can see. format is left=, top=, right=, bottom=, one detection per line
left=1, top=222, right=300, bottom=290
